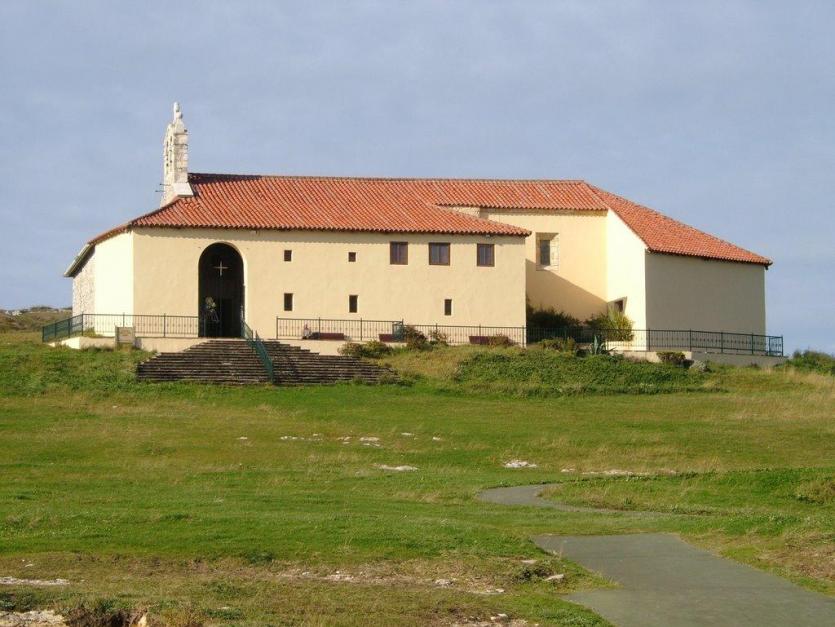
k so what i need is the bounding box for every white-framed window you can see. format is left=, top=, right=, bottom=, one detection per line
left=537, top=233, right=559, bottom=269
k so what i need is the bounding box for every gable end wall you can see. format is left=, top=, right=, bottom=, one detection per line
left=644, top=253, right=766, bottom=334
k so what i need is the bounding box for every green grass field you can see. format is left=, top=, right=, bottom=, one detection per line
left=1, top=333, right=833, bottom=625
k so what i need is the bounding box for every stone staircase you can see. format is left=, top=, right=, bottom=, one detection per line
left=136, top=339, right=393, bottom=385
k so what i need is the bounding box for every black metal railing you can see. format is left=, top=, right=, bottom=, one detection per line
left=42, top=313, right=201, bottom=343
left=42, top=313, right=783, bottom=357
left=274, top=317, right=784, bottom=357
left=276, top=317, right=408, bottom=343
left=241, top=321, right=275, bottom=383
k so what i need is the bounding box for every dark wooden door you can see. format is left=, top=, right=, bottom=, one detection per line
left=198, top=243, right=244, bottom=337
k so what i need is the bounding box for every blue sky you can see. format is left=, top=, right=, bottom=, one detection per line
left=1, top=1, right=832, bottom=352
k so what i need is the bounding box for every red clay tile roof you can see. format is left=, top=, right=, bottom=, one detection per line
left=85, top=173, right=770, bottom=266
left=129, top=173, right=532, bottom=237
left=586, top=185, right=771, bottom=265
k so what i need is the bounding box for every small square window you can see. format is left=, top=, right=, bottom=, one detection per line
left=477, top=243, right=495, bottom=267
left=444, top=298, right=453, bottom=316
left=429, top=242, right=450, bottom=265
left=349, top=294, right=358, bottom=313
left=283, top=293, right=293, bottom=312
left=390, top=242, right=408, bottom=265
left=284, top=249, right=292, bottom=262
left=348, top=251, right=357, bottom=262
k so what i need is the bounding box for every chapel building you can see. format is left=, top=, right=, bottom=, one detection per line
left=65, top=104, right=771, bottom=343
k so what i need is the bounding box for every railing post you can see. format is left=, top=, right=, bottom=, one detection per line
left=720, top=332, right=725, bottom=354
left=163, top=313, right=167, bottom=338
left=751, top=333, right=755, bottom=355
left=360, top=318, right=363, bottom=342
left=689, top=330, right=692, bottom=352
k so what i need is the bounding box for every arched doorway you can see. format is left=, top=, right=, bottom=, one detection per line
left=198, top=243, right=244, bottom=337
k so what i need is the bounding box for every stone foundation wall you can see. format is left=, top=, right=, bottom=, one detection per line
left=72, top=254, right=95, bottom=316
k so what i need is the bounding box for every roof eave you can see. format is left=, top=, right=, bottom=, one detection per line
left=131, top=222, right=529, bottom=237
left=646, top=248, right=772, bottom=267
left=64, top=243, right=93, bottom=278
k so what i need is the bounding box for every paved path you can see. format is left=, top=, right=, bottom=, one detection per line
left=479, top=484, right=835, bottom=627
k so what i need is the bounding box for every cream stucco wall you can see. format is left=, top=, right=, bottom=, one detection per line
left=605, top=210, right=649, bottom=329
left=480, top=210, right=609, bottom=320
left=130, top=227, right=527, bottom=338
left=92, top=232, right=134, bottom=315
left=70, top=210, right=769, bottom=341
left=644, top=253, right=766, bottom=333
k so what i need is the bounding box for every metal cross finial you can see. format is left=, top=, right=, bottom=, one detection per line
left=213, top=261, right=228, bottom=276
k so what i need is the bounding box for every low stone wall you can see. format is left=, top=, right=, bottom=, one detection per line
left=621, top=350, right=786, bottom=368
left=56, top=336, right=114, bottom=350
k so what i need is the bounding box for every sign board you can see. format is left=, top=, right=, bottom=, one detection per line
left=115, top=326, right=136, bottom=347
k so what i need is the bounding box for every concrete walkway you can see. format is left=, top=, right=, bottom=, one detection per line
left=479, top=484, right=835, bottom=627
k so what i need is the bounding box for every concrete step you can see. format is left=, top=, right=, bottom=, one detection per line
left=137, top=339, right=393, bottom=385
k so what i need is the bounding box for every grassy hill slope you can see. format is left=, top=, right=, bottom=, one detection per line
left=0, top=307, right=71, bottom=333
left=0, top=333, right=832, bottom=625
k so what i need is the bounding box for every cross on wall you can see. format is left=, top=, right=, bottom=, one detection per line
left=213, top=261, right=229, bottom=276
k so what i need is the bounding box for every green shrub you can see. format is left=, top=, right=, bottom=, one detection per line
left=339, top=342, right=363, bottom=358
left=454, top=349, right=708, bottom=396
left=428, top=329, right=449, bottom=346
left=783, top=350, right=835, bottom=376
left=487, top=334, right=515, bottom=347
left=403, top=326, right=429, bottom=350
left=585, top=310, right=634, bottom=341
left=657, top=351, right=688, bottom=367
left=539, top=337, right=578, bottom=354
left=794, top=477, right=835, bottom=504
left=580, top=335, right=611, bottom=356
left=339, top=340, right=392, bottom=359
left=526, top=303, right=581, bottom=329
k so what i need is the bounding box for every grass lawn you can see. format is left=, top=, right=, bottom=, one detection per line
left=0, top=333, right=833, bottom=625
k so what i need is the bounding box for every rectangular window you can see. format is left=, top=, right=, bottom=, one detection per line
left=538, top=238, right=550, bottom=266
left=537, top=234, right=559, bottom=268
left=348, top=251, right=357, bottom=262
left=390, top=242, right=408, bottom=265
left=429, top=242, right=450, bottom=265
left=349, top=294, right=358, bottom=313
left=283, top=293, right=293, bottom=312
left=477, top=243, right=495, bottom=267
left=612, top=299, right=625, bottom=313
left=284, top=249, right=292, bottom=262
left=444, top=298, right=453, bottom=316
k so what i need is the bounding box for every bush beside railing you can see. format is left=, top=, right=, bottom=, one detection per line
left=275, top=317, right=784, bottom=357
